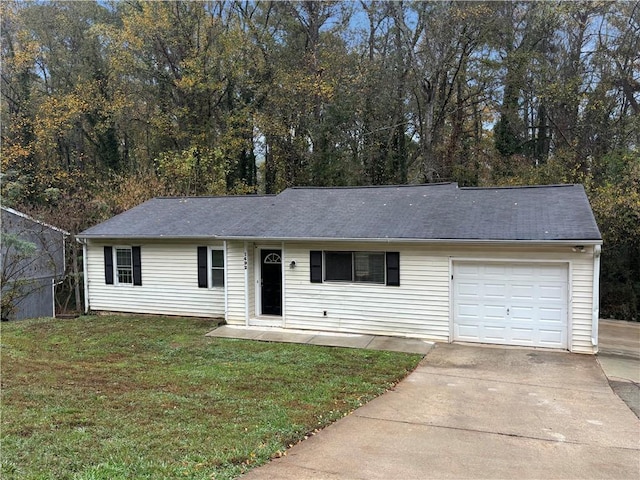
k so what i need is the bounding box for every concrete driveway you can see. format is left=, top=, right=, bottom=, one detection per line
left=243, top=344, right=640, bottom=479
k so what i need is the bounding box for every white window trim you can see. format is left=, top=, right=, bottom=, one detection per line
left=113, top=246, right=133, bottom=286
left=208, top=246, right=225, bottom=289
left=323, top=251, right=386, bottom=285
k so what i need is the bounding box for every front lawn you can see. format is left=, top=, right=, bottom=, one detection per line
left=0, top=316, right=422, bottom=479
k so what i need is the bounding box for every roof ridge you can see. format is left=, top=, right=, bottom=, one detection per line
left=460, top=184, right=576, bottom=191
left=288, top=182, right=455, bottom=191
left=153, top=194, right=275, bottom=199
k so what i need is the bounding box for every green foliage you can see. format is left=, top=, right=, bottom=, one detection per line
left=498, top=150, right=640, bottom=321
left=155, top=148, right=228, bottom=197
left=0, top=233, right=37, bottom=319
left=588, top=153, right=640, bottom=321
left=1, top=315, right=422, bottom=479
left=1, top=233, right=36, bottom=255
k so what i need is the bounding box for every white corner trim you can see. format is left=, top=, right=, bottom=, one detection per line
left=591, top=245, right=602, bottom=350
left=82, top=240, right=89, bottom=313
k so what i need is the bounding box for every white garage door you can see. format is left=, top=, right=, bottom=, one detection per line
left=453, top=262, right=568, bottom=349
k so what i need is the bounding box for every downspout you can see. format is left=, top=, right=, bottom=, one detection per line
left=591, top=245, right=602, bottom=351
left=81, top=239, right=89, bottom=314
left=244, top=241, right=249, bottom=326
left=51, top=277, right=56, bottom=318
left=223, top=240, right=228, bottom=323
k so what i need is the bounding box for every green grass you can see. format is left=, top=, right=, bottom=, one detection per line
left=0, top=315, right=422, bottom=479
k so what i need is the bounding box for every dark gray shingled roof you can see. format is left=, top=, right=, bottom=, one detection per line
left=78, top=183, right=602, bottom=242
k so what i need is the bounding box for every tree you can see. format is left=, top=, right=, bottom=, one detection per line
left=1, top=233, right=37, bottom=320
left=2, top=0, right=638, bottom=319
left=1, top=209, right=65, bottom=320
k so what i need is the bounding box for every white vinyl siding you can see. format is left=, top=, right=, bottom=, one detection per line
left=281, top=243, right=596, bottom=353
left=283, top=242, right=450, bottom=341
left=85, top=239, right=597, bottom=353
left=571, top=258, right=596, bottom=352
left=87, top=241, right=225, bottom=317
left=225, top=241, right=252, bottom=324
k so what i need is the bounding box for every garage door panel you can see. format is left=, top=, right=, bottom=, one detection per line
left=485, top=265, right=508, bottom=277
left=538, top=329, right=564, bottom=345
left=457, top=303, right=482, bottom=319
left=484, top=283, right=508, bottom=298
left=456, top=323, right=481, bottom=339
left=538, top=307, right=565, bottom=323
left=511, top=266, right=535, bottom=278
left=539, top=285, right=565, bottom=302
left=457, top=264, right=481, bottom=276
left=511, top=327, right=535, bottom=343
left=453, top=262, right=568, bottom=349
left=538, top=269, right=567, bottom=281
left=457, top=282, right=481, bottom=297
left=510, top=309, right=535, bottom=321
left=484, top=305, right=507, bottom=320
left=483, top=325, right=507, bottom=341
left=511, top=284, right=534, bottom=299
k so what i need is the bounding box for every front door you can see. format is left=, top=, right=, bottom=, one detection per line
left=261, top=249, right=282, bottom=316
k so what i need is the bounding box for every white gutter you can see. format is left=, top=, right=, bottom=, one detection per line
left=591, top=244, right=602, bottom=351
left=77, top=235, right=603, bottom=246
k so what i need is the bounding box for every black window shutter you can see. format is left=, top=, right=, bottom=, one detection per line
left=386, top=252, right=400, bottom=286
left=132, top=246, right=142, bottom=286
left=197, top=246, right=208, bottom=288
left=104, top=246, right=114, bottom=285
left=310, top=251, right=323, bottom=283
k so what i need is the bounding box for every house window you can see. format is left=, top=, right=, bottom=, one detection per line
left=198, top=246, right=225, bottom=288
left=311, top=250, right=399, bottom=286
left=211, top=249, right=225, bottom=287
left=104, top=246, right=141, bottom=286
left=354, top=252, right=385, bottom=283
left=115, top=247, right=133, bottom=284
left=324, top=251, right=386, bottom=284
left=325, top=252, right=353, bottom=281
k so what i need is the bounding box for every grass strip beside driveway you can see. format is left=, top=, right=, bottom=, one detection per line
left=1, top=315, right=422, bottom=480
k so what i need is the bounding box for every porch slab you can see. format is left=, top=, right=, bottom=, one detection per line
left=255, top=330, right=317, bottom=344
left=204, top=325, right=266, bottom=340
left=306, top=333, right=373, bottom=349
left=205, top=325, right=434, bottom=355
left=366, top=335, right=433, bottom=354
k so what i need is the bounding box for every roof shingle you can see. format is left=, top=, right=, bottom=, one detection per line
left=78, top=183, right=602, bottom=242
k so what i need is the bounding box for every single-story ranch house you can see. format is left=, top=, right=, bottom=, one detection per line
left=78, top=183, right=602, bottom=353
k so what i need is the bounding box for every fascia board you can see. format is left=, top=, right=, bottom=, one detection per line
left=77, top=234, right=602, bottom=246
